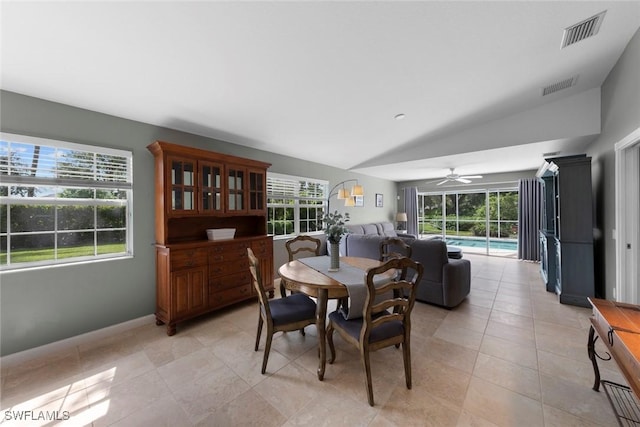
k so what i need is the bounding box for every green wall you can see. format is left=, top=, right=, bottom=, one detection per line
left=0, top=90, right=395, bottom=356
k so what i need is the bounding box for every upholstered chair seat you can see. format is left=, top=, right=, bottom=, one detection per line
left=269, top=293, right=317, bottom=327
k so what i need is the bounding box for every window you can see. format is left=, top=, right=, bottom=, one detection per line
left=0, top=133, right=133, bottom=270
left=267, top=173, right=327, bottom=239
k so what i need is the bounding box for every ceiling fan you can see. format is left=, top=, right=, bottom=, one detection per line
left=433, top=168, right=483, bottom=185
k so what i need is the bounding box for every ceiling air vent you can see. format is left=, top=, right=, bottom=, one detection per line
left=542, top=75, right=578, bottom=96
left=561, top=10, right=606, bottom=49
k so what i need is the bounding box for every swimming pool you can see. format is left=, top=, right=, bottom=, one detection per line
left=445, top=237, right=518, bottom=251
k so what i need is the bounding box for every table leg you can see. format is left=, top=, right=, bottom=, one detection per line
left=316, top=288, right=328, bottom=381
left=588, top=325, right=601, bottom=391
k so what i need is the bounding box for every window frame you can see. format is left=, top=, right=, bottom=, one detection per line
left=0, top=132, right=133, bottom=271
left=266, top=172, right=328, bottom=240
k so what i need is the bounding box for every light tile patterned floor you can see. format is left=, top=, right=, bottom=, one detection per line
left=0, top=254, right=628, bottom=426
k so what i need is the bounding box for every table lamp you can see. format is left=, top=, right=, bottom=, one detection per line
left=396, top=212, right=407, bottom=230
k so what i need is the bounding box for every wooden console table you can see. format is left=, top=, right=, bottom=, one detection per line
left=587, top=297, right=640, bottom=425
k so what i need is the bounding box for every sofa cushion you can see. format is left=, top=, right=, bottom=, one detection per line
left=377, top=222, right=398, bottom=237
left=362, top=224, right=379, bottom=235
left=346, top=224, right=365, bottom=235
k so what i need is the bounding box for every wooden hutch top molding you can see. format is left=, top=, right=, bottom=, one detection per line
left=147, top=140, right=271, bottom=171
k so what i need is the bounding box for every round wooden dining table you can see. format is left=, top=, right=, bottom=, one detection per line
left=277, top=256, right=387, bottom=380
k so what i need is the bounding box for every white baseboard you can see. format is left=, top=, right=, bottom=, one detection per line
left=1, top=314, right=155, bottom=369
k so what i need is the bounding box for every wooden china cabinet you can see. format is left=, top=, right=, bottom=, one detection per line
left=147, top=141, right=273, bottom=335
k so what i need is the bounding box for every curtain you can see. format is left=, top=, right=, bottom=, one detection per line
left=404, top=187, right=419, bottom=236
left=517, top=178, right=542, bottom=261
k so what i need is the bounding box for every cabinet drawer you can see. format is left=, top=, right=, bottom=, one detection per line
left=210, top=284, right=252, bottom=308
left=210, top=271, right=251, bottom=291
left=209, top=243, right=248, bottom=261
left=209, top=249, right=247, bottom=264
left=171, top=250, right=207, bottom=270
left=209, top=258, right=248, bottom=276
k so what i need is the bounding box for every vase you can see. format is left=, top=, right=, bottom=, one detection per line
left=329, top=242, right=340, bottom=271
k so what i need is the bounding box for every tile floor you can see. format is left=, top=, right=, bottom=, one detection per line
left=0, top=254, right=629, bottom=426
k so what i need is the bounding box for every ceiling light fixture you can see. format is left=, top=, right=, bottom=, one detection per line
left=394, top=113, right=406, bottom=120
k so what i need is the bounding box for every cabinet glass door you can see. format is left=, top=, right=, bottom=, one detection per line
left=227, top=167, right=245, bottom=212
left=170, top=158, right=196, bottom=212
left=248, top=170, right=265, bottom=212
left=200, top=162, right=223, bottom=213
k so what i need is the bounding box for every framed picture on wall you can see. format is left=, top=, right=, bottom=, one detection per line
left=354, top=195, right=364, bottom=207
left=375, top=193, right=383, bottom=207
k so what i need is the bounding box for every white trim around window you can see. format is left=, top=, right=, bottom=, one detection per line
left=267, top=172, right=328, bottom=240
left=0, top=132, right=133, bottom=271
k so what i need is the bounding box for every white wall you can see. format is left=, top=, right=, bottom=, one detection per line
left=586, top=28, right=640, bottom=299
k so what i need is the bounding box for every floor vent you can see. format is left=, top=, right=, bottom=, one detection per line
left=561, top=11, right=606, bottom=49
left=542, top=75, right=578, bottom=96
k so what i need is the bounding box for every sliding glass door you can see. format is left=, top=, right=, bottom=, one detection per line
left=487, top=190, right=518, bottom=256
left=418, top=188, right=518, bottom=257
left=420, top=194, right=444, bottom=238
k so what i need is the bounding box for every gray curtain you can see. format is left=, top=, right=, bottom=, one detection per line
left=404, top=187, right=419, bottom=236
left=517, top=178, right=542, bottom=261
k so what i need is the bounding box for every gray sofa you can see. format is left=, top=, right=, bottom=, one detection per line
left=345, top=221, right=417, bottom=240
left=336, top=221, right=415, bottom=256
left=342, top=234, right=471, bottom=308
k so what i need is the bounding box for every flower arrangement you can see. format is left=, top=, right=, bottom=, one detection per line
left=322, top=210, right=350, bottom=244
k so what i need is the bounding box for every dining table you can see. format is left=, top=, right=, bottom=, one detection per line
left=277, top=255, right=391, bottom=380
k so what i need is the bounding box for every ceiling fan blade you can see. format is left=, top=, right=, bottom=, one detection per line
left=436, top=179, right=449, bottom=186
left=460, top=175, right=483, bottom=179
left=456, top=178, right=472, bottom=184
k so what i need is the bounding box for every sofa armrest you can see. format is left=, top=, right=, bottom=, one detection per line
left=442, top=259, right=471, bottom=308
left=398, top=233, right=417, bottom=240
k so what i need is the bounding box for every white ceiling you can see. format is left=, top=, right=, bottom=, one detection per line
left=2, top=1, right=639, bottom=182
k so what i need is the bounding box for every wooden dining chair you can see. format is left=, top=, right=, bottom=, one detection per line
left=326, top=257, right=423, bottom=406
left=281, top=235, right=322, bottom=297
left=248, top=248, right=317, bottom=374
left=378, top=237, right=413, bottom=347
left=286, top=235, right=322, bottom=261
left=379, top=237, right=412, bottom=262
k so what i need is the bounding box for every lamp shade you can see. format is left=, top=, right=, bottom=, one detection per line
left=350, top=184, right=364, bottom=196
left=337, top=188, right=350, bottom=199
left=396, top=212, right=408, bottom=222
left=344, top=197, right=356, bottom=207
